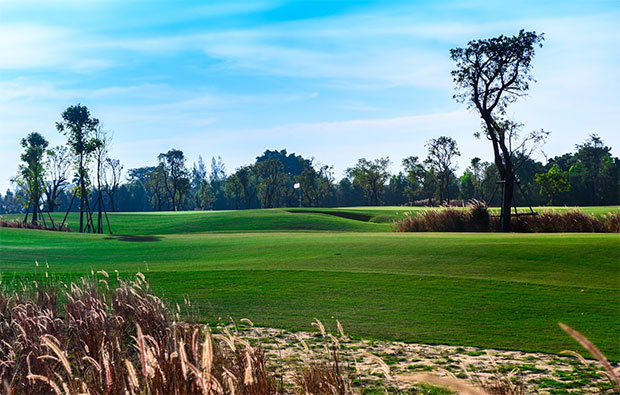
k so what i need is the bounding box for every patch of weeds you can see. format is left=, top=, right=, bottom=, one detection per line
left=534, top=377, right=578, bottom=390
left=413, top=383, right=455, bottom=394
left=465, top=350, right=485, bottom=357
left=407, top=364, right=434, bottom=372
left=499, top=363, right=546, bottom=374
left=454, top=347, right=465, bottom=353
left=380, top=354, right=408, bottom=365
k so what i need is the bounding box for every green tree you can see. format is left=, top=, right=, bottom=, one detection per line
left=157, top=149, right=190, bottom=211
left=56, top=104, right=101, bottom=232
left=421, top=166, right=439, bottom=206
left=451, top=30, right=545, bottom=231
left=196, top=179, right=215, bottom=210
left=402, top=156, right=426, bottom=203
left=535, top=164, right=570, bottom=206
left=296, top=161, right=334, bottom=207
left=255, top=159, right=287, bottom=208
left=13, top=133, right=49, bottom=225
left=572, top=135, right=618, bottom=205
left=346, top=157, right=391, bottom=206
left=145, top=164, right=167, bottom=211
left=425, top=136, right=460, bottom=204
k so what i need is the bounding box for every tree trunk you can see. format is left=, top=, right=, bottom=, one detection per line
left=97, top=160, right=102, bottom=233
left=31, top=195, right=38, bottom=225
left=500, top=174, right=514, bottom=232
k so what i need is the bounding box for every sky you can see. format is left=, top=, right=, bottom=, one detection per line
left=1, top=0, right=618, bottom=191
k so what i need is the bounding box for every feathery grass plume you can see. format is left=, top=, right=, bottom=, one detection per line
left=124, top=359, right=139, bottom=389
left=201, top=331, right=213, bottom=374
left=560, top=349, right=590, bottom=367
left=336, top=320, right=345, bottom=338
left=361, top=352, right=390, bottom=377
left=311, top=318, right=326, bottom=337
left=240, top=318, right=254, bottom=327
left=559, top=322, right=620, bottom=389
left=41, top=335, right=72, bottom=376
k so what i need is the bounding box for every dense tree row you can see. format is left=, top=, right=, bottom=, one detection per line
left=2, top=127, right=617, bottom=218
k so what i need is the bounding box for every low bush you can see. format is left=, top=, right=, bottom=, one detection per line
left=395, top=204, right=619, bottom=233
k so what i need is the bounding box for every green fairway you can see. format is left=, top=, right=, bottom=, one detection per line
left=3, top=205, right=617, bottom=235
left=1, top=207, right=618, bottom=359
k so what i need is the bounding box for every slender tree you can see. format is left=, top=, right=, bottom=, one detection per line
left=450, top=30, right=545, bottom=231
left=93, top=127, right=111, bottom=232
left=13, top=133, right=48, bottom=225
left=103, top=158, right=123, bottom=212
left=56, top=104, right=101, bottom=232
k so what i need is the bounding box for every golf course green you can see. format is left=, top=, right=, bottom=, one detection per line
left=1, top=207, right=618, bottom=359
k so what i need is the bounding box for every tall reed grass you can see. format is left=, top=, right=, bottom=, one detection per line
left=395, top=202, right=620, bottom=233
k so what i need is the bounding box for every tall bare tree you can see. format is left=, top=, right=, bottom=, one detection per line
left=450, top=30, right=545, bottom=231
left=103, top=158, right=123, bottom=212
left=93, top=127, right=111, bottom=232
left=44, top=145, right=71, bottom=212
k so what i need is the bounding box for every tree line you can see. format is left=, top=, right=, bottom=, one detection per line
left=2, top=119, right=617, bottom=219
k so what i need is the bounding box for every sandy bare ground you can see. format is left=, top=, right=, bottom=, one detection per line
left=230, top=324, right=616, bottom=394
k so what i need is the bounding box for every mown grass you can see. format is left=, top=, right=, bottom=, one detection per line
left=1, top=212, right=618, bottom=360
left=3, top=206, right=617, bottom=235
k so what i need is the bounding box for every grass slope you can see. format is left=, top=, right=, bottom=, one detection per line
left=1, top=213, right=618, bottom=359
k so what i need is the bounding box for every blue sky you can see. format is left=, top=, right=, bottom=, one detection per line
left=1, top=0, right=618, bottom=191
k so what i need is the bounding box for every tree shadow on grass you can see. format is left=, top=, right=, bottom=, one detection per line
left=104, top=235, right=162, bottom=242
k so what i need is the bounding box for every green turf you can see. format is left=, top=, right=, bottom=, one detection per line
left=3, top=205, right=617, bottom=235
left=1, top=208, right=618, bottom=359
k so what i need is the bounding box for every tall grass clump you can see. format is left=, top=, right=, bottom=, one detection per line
left=396, top=204, right=619, bottom=233
left=395, top=200, right=490, bottom=232
left=0, top=273, right=278, bottom=394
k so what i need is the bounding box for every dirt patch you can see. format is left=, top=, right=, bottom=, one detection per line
left=234, top=325, right=614, bottom=394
